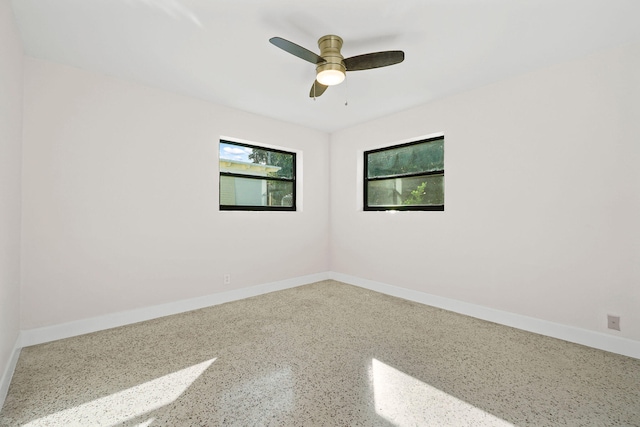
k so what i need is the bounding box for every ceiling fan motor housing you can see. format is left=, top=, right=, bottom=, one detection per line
left=316, top=35, right=346, bottom=85
left=268, top=33, right=404, bottom=96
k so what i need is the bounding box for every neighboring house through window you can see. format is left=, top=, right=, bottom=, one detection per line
left=364, top=135, right=444, bottom=211
left=219, top=140, right=296, bottom=211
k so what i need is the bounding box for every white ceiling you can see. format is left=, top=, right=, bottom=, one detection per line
left=11, top=0, right=640, bottom=133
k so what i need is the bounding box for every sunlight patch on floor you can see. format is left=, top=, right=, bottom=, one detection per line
left=371, top=358, right=514, bottom=426
left=24, top=358, right=216, bottom=427
left=219, top=366, right=294, bottom=419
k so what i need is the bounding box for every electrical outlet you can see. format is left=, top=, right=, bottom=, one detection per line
left=607, top=315, right=620, bottom=331
left=224, top=274, right=231, bottom=285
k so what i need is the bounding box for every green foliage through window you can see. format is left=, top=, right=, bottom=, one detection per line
left=364, top=136, right=444, bottom=211
left=248, top=149, right=294, bottom=179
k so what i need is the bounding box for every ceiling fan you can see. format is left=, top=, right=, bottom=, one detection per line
left=269, top=35, right=405, bottom=98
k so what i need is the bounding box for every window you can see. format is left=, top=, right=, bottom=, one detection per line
left=219, top=140, right=296, bottom=211
left=364, top=136, right=444, bottom=211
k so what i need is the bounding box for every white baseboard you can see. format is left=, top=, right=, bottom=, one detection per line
left=20, top=272, right=331, bottom=348
left=17, top=270, right=640, bottom=360
left=0, top=338, right=21, bottom=411
left=330, top=272, right=640, bottom=360
left=4, top=271, right=639, bottom=409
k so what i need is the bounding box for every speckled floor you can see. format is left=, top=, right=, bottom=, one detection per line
left=1, top=280, right=639, bottom=426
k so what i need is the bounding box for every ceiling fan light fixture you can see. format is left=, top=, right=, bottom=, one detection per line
left=317, top=69, right=345, bottom=86
left=269, top=34, right=404, bottom=98
left=315, top=35, right=345, bottom=86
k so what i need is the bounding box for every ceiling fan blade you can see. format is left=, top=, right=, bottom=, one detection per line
left=309, top=80, right=328, bottom=98
left=344, top=50, right=405, bottom=71
left=269, top=37, right=326, bottom=65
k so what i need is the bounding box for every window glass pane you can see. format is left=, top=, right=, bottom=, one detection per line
left=268, top=180, right=294, bottom=207
left=220, top=176, right=294, bottom=207
left=367, top=139, right=443, bottom=179
left=367, top=174, right=444, bottom=207
left=219, top=142, right=293, bottom=179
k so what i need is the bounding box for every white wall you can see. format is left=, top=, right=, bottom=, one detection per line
left=21, top=58, right=330, bottom=329
left=0, top=0, right=23, bottom=398
left=330, top=43, right=640, bottom=342
left=13, top=37, right=640, bottom=349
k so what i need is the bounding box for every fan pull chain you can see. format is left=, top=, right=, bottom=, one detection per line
left=344, top=75, right=348, bottom=106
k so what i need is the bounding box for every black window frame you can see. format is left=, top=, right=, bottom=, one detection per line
left=364, top=135, right=444, bottom=211
left=219, top=140, right=296, bottom=212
